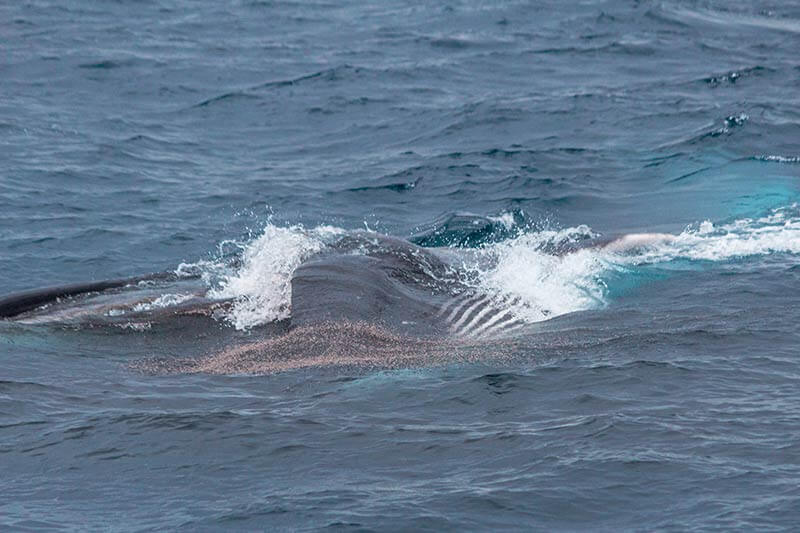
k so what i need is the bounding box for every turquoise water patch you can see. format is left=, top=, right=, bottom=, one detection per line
left=654, top=150, right=799, bottom=222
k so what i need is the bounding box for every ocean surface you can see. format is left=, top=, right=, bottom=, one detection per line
left=2, top=0, right=800, bottom=530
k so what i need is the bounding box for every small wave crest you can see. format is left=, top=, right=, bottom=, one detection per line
left=754, top=155, right=800, bottom=164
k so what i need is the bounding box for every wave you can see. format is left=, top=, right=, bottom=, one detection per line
left=654, top=5, right=800, bottom=35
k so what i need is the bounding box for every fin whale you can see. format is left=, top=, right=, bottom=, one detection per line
left=0, top=230, right=677, bottom=374
left=0, top=231, right=674, bottom=336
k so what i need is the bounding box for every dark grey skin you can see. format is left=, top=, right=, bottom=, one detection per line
left=290, top=233, right=465, bottom=335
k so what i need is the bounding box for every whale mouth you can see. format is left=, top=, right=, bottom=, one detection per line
left=0, top=274, right=232, bottom=328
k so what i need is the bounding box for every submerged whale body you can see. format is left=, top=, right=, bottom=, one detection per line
left=0, top=232, right=670, bottom=374
left=0, top=229, right=675, bottom=373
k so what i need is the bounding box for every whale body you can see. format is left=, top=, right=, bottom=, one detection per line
left=0, top=230, right=676, bottom=373
left=0, top=230, right=674, bottom=334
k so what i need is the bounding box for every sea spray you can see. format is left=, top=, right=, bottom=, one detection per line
left=206, top=224, right=343, bottom=330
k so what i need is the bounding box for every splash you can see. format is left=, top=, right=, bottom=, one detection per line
left=461, top=226, right=615, bottom=324
left=486, top=211, right=519, bottom=231
left=465, top=205, right=800, bottom=325
left=205, top=224, right=343, bottom=330
left=640, top=204, right=800, bottom=262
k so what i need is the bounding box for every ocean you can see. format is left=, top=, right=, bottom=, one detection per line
left=1, top=0, right=800, bottom=530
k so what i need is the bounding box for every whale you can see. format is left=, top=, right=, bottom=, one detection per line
left=291, top=230, right=674, bottom=337
left=0, top=230, right=674, bottom=333
left=0, top=230, right=675, bottom=373
left=0, top=229, right=676, bottom=372
left=0, top=272, right=183, bottom=319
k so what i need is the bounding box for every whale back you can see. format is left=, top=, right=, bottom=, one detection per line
left=290, top=253, right=448, bottom=336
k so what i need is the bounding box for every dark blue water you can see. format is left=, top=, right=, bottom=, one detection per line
left=2, top=0, right=800, bottom=530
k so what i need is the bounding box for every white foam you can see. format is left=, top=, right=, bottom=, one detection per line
left=469, top=226, right=616, bottom=324
left=175, top=260, right=227, bottom=283
left=755, top=155, right=800, bottom=164
left=466, top=204, right=800, bottom=325
left=208, top=224, right=343, bottom=330
left=117, top=322, right=151, bottom=331
left=638, top=204, right=800, bottom=262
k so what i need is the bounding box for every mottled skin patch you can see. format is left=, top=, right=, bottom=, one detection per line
left=132, top=321, right=518, bottom=375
